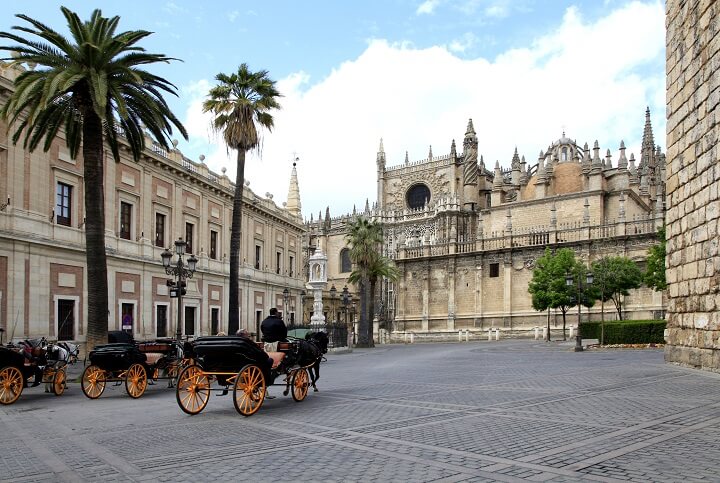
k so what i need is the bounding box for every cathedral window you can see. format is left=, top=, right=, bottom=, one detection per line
left=340, top=248, right=352, bottom=273
left=406, top=183, right=430, bottom=210
left=561, top=147, right=568, bottom=161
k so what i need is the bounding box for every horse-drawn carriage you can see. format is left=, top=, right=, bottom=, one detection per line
left=81, top=332, right=186, bottom=399
left=176, top=332, right=328, bottom=417
left=0, top=338, right=80, bottom=405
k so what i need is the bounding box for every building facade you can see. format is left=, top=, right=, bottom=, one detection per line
left=310, top=111, right=666, bottom=333
left=665, top=0, right=720, bottom=371
left=0, top=61, right=305, bottom=344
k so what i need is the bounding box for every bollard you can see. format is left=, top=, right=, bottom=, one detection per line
left=488, top=328, right=492, bottom=341
left=534, top=327, right=540, bottom=340
left=542, top=327, right=548, bottom=340
left=458, top=330, right=462, bottom=342
left=410, top=333, right=414, bottom=343
left=495, top=328, right=500, bottom=341
left=569, top=326, right=574, bottom=339
left=465, top=330, right=469, bottom=342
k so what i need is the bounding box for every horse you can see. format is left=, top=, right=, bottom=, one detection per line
left=293, top=331, right=328, bottom=392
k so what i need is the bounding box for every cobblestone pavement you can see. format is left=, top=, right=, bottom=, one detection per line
left=2, top=340, right=720, bottom=482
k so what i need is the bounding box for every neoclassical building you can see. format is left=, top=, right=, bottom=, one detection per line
left=309, top=110, right=666, bottom=333
left=0, top=62, right=306, bottom=344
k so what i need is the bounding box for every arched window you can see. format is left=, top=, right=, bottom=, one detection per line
left=340, top=248, right=352, bottom=273
left=406, top=183, right=431, bottom=209
left=561, top=147, right=568, bottom=161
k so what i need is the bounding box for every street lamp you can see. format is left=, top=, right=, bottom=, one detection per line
left=329, top=284, right=337, bottom=324
left=299, top=290, right=306, bottom=325
left=341, top=286, right=350, bottom=325
left=282, top=288, right=289, bottom=322
left=161, top=238, right=198, bottom=341
left=566, top=270, right=593, bottom=352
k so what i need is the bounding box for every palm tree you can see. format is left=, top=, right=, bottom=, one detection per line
left=203, top=64, right=281, bottom=334
left=0, top=8, right=187, bottom=350
left=346, top=217, right=397, bottom=347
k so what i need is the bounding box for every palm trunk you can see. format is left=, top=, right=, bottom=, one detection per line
left=82, top=107, right=109, bottom=352
left=368, top=277, right=377, bottom=347
left=356, top=278, right=371, bottom=347
left=228, top=150, right=246, bottom=334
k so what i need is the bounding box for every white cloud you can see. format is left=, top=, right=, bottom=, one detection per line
left=182, top=1, right=665, bottom=220
left=227, top=10, right=239, bottom=22
left=416, top=0, right=442, bottom=15
left=448, top=32, right=478, bottom=53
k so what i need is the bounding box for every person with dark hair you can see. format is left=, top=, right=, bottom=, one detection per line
left=260, top=307, right=287, bottom=343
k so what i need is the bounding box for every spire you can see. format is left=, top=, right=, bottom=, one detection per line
left=641, top=107, right=655, bottom=158
left=511, top=147, right=521, bottom=170
left=364, top=198, right=370, bottom=214
left=591, top=140, right=602, bottom=173
left=604, top=149, right=612, bottom=170
left=323, top=206, right=331, bottom=231
left=493, top=161, right=503, bottom=189
left=629, top=153, right=639, bottom=184
left=582, top=142, right=591, bottom=174
left=536, top=150, right=547, bottom=182
left=428, top=145, right=433, bottom=160
left=285, top=159, right=303, bottom=220
left=617, top=140, right=628, bottom=170
left=377, top=138, right=386, bottom=168
left=465, top=118, right=476, bottom=136
left=450, top=139, right=457, bottom=158
left=404, top=151, right=409, bottom=165
left=463, top=117, right=478, bottom=159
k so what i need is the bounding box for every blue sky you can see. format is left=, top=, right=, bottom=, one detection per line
left=1, top=1, right=665, bottom=219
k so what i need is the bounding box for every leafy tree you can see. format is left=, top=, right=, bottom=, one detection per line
left=529, top=248, right=594, bottom=340
left=346, top=217, right=397, bottom=347
left=0, top=8, right=187, bottom=349
left=203, top=64, right=281, bottom=334
left=591, top=256, right=642, bottom=321
left=644, top=226, right=667, bottom=291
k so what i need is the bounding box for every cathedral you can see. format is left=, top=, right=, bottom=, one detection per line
left=308, top=110, right=666, bottom=334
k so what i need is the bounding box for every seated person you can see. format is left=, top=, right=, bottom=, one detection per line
left=260, top=308, right=287, bottom=344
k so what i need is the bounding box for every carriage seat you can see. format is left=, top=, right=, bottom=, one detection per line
left=143, top=352, right=164, bottom=365
left=266, top=352, right=285, bottom=369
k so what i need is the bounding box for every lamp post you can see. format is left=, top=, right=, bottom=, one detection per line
left=282, top=288, right=289, bottom=323
left=329, top=284, right=337, bottom=324
left=341, top=286, right=350, bottom=347
left=161, top=238, right=198, bottom=342
left=299, top=290, right=306, bottom=325
left=565, top=270, right=593, bottom=352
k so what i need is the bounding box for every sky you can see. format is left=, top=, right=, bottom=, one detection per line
left=0, top=1, right=666, bottom=220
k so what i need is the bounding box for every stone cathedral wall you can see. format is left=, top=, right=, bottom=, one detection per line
left=665, top=0, right=720, bottom=371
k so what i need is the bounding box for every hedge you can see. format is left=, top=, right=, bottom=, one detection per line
left=579, top=320, right=666, bottom=344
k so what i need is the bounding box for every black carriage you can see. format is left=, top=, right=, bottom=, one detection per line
left=176, top=336, right=319, bottom=417
left=0, top=339, right=79, bottom=405
left=81, top=332, right=186, bottom=399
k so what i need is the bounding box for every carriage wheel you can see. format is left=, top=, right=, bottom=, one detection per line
left=291, top=368, right=310, bottom=402
left=81, top=365, right=106, bottom=399
left=0, top=366, right=23, bottom=405
left=52, top=369, right=66, bottom=396
left=233, top=364, right=266, bottom=417
left=125, top=364, right=148, bottom=399
left=176, top=365, right=210, bottom=415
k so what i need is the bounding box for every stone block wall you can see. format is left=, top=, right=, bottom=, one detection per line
left=665, top=0, right=720, bottom=371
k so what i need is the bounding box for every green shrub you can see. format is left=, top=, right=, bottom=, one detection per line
left=579, top=320, right=666, bottom=344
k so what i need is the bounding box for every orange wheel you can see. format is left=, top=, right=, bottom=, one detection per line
left=233, top=364, right=266, bottom=417
left=125, top=364, right=148, bottom=399
left=176, top=365, right=210, bottom=415
left=81, top=365, right=106, bottom=399
left=0, top=366, right=24, bottom=405
left=53, top=369, right=66, bottom=396
left=291, top=369, right=310, bottom=402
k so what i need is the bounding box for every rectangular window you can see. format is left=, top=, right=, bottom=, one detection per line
left=489, top=262, right=500, bottom=278
left=210, top=230, right=218, bottom=260
left=155, top=213, right=166, bottom=247
left=289, top=256, right=294, bottom=277
left=211, top=308, right=220, bottom=335
left=121, top=302, right=134, bottom=332
left=184, top=306, right=196, bottom=336
left=120, top=202, right=132, bottom=240
left=56, top=182, right=72, bottom=226
left=255, top=245, right=261, bottom=270
left=185, top=222, right=194, bottom=254
left=276, top=251, right=282, bottom=274
left=57, top=299, right=75, bottom=341
left=156, top=305, right=168, bottom=338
